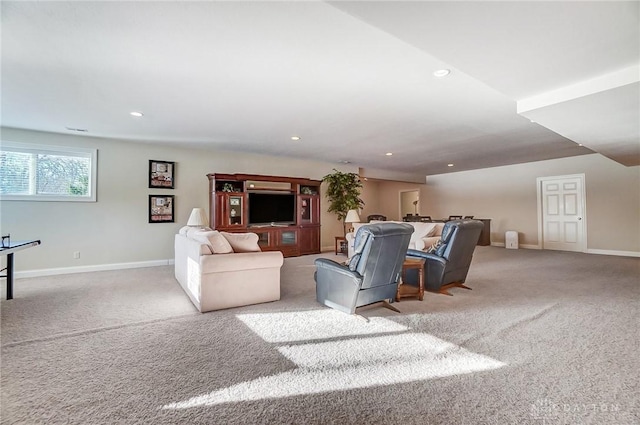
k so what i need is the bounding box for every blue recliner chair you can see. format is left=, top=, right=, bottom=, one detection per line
left=314, top=223, right=413, bottom=317
left=405, top=219, right=483, bottom=296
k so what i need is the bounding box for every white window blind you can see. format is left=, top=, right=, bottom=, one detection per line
left=0, top=142, right=97, bottom=202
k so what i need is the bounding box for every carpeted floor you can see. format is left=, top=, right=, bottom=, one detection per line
left=1, top=247, right=638, bottom=424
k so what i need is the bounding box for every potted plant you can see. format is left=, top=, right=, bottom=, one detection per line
left=322, top=169, right=365, bottom=235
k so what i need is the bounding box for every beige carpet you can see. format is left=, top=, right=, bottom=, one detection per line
left=1, top=247, right=639, bottom=424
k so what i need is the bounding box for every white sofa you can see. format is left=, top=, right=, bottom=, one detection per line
left=174, top=227, right=284, bottom=313
left=345, top=221, right=445, bottom=258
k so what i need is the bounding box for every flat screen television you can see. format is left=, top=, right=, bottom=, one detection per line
left=248, top=192, right=296, bottom=226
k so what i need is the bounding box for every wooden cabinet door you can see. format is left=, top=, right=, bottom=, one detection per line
left=298, top=195, right=320, bottom=225
left=299, top=227, right=320, bottom=255
left=215, top=193, right=246, bottom=229
left=214, top=193, right=227, bottom=229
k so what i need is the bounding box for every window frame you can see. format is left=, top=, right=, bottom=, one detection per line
left=0, top=141, right=98, bottom=202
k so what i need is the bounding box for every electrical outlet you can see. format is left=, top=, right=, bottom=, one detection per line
left=73, top=251, right=80, bottom=259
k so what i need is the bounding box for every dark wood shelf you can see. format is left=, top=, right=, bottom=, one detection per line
left=208, top=173, right=321, bottom=257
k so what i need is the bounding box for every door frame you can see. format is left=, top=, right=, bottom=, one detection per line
left=399, top=189, right=420, bottom=219
left=536, top=173, right=587, bottom=252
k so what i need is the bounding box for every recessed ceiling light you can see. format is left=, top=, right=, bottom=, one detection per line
left=65, top=127, right=88, bottom=132
left=385, top=152, right=393, bottom=156
left=291, top=136, right=300, bottom=141
left=433, top=69, right=451, bottom=77
left=447, top=163, right=454, bottom=167
left=578, top=143, right=583, bottom=147
left=339, top=160, right=351, bottom=164
left=130, top=111, right=144, bottom=117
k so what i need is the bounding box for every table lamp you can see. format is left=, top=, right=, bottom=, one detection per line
left=187, top=208, right=209, bottom=228
left=345, top=209, right=361, bottom=234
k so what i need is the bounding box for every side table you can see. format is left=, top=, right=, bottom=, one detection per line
left=334, top=236, right=347, bottom=255
left=396, top=257, right=426, bottom=301
left=1, top=240, right=41, bottom=300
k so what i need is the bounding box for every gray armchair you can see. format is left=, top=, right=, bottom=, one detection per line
left=404, top=219, right=483, bottom=296
left=315, top=223, right=413, bottom=316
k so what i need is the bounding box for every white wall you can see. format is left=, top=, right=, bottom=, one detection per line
left=422, top=154, right=640, bottom=253
left=375, top=181, right=426, bottom=221
left=4, top=127, right=637, bottom=275
left=0, top=128, right=358, bottom=272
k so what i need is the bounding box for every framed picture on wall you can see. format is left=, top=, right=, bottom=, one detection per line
left=149, top=195, right=174, bottom=223
left=149, top=160, right=175, bottom=189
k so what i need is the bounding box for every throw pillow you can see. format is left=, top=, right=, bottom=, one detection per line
left=192, top=230, right=233, bottom=254
left=188, top=233, right=214, bottom=255
left=409, top=222, right=437, bottom=244
left=221, top=232, right=261, bottom=253
left=435, top=241, right=448, bottom=257
left=426, top=239, right=443, bottom=254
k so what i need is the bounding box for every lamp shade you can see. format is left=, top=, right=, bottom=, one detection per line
left=187, top=208, right=209, bottom=227
left=345, top=209, right=361, bottom=223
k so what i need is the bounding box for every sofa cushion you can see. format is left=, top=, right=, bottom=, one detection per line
left=410, top=239, right=426, bottom=251
left=221, top=232, right=261, bottom=253
left=352, top=222, right=367, bottom=234
left=428, top=223, right=441, bottom=237
left=185, top=226, right=213, bottom=237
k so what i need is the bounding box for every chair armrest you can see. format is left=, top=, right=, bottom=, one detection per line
left=406, top=249, right=447, bottom=266
left=315, top=258, right=363, bottom=314
left=314, top=258, right=362, bottom=288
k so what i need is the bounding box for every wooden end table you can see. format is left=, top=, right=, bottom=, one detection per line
left=396, top=257, right=426, bottom=301
left=335, top=236, right=347, bottom=255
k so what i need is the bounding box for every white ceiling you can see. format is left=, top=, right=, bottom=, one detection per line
left=2, top=1, right=638, bottom=179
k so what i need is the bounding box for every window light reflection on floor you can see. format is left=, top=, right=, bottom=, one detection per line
left=162, top=310, right=505, bottom=410
left=236, top=309, right=409, bottom=343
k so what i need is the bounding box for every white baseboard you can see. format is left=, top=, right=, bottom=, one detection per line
left=14, top=246, right=638, bottom=279
left=15, top=259, right=175, bottom=279
left=586, top=249, right=640, bottom=258
left=490, top=242, right=540, bottom=249
left=491, top=242, right=639, bottom=257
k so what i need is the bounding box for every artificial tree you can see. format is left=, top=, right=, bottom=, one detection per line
left=322, top=169, right=365, bottom=235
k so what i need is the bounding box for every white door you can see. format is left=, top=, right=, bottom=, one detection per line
left=538, top=175, right=586, bottom=252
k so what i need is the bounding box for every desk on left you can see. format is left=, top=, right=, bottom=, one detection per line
left=0, top=240, right=41, bottom=300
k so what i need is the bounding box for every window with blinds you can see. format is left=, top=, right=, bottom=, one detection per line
left=0, top=142, right=97, bottom=201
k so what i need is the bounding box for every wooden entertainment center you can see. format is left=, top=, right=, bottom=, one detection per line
left=207, top=173, right=321, bottom=257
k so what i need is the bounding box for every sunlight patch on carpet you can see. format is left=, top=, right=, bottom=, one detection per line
left=236, top=309, right=409, bottom=343
left=162, top=333, right=505, bottom=409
